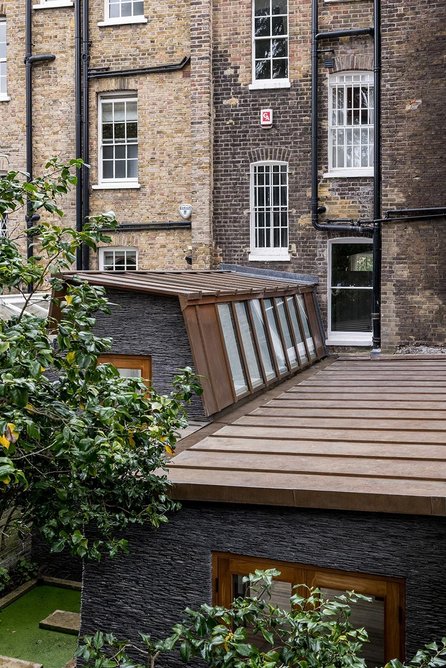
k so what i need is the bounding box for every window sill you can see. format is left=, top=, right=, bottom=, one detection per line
left=0, top=95, right=10, bottom=102
left=92, top=182, right=141, bottom=190
left=326, top=334, right=372, bottom=346
left=34, top=1, right=73, bottom=8
left=323, top=169, right=374, bottom=178
left=249, top=79, right=291, bottom=91
left=97, top=16, right=148, bottom=26
left=249, top=252, right=290, bottom=262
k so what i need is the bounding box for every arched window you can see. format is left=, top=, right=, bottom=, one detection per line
left=328, top=71, right=374, bottom=177
left=250, top=161, right=289, bottom=261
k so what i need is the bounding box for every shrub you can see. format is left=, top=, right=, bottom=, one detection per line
left=0, top=566, right=11, bottom=594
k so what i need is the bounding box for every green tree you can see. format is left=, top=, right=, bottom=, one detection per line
left=0, top=159, right=200, bottom=559
left=77, top=570, right=446, bottom=668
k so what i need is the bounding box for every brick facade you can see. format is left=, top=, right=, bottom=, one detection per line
left=211, top=0, right=445, bottom=350
left=0, top=0, right=213, bottom=271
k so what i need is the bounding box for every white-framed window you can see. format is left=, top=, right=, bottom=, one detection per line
left=249, top=0, right=290, bottom=90
left=250, top=161, right=289, bottom=261
left=327, top=238, right=373, bottom=346
left=98, top=95, right=138, bottom=188
left=0, top=19, right=8, bottom=101
left=99, top=0, right=146, bottom=25
left=0, top=215, right=7, bottom=237
left=33, top=0, right=74, bottom=10
left=327, top=72, right=374, bottom=177
left=99, top=247, right=138, bottom=271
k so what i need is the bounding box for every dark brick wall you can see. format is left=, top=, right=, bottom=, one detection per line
left=93, top=289, right=206, bottom=420
left=81, top=503, right=446, bottom=665
left=212, top=0, right=446, bottom=347
left=380, top=0, right=446, bottom=350
left=212, top=0, right=375, bottom=328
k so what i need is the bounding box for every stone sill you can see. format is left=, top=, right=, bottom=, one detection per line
left=97, top=16, right=148, bottom=26
left=92, top=182, right=141, bottom=190
left=34, top=1, right=74, bottom=8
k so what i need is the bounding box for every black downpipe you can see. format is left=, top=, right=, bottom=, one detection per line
left=371, top=0, right=382, bottom=350
left=25, top=0, right=33, bottom=262
left=81, top=0, right=90, bottom=270
left=88, top=56, right=190, bottom=80
left=75, top=0, right=83, bottom=269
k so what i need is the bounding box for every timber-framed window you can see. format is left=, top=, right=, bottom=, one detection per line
left=98, top=354, right=151, bottom=383
left=213, top=553, right=405, bottom=666
left=328, top=71, right=374, bottom=177
left=99, top=0, right=147, bottom=25
left=0, top=19, right=8, bottom=101
left=250, top=0, right=290, bottom=89
left=98, top=95, right=139, bottom=188
left=250, top=162, right=289, bottom=261
left=216, top=293, right=317, bottom=399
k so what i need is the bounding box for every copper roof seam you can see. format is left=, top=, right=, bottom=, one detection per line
left=187, top=447, right=445, bottom=461
left=168, top=464, right=445, bottom=482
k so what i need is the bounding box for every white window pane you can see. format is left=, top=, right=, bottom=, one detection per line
left=115, top=160, right=126, bottom=179
left=235, top=302, right=263, bottom=388
left=114, top=102, right=125, bottom=121
left=133, top=1, right=144, bottom=15
left=109, top=2, right=120, bottom=17
left=102, top=103, right=113, bottom=121
left=126, top=101, right=137, bottom=120
left=276, top=298, right=297, bottom=368
left=218, top=304, right=248, bottom=397
left=121, top=2, right=132, bottom=16
left=103, top=161, right=113, bottom=178
left=117, top=368, right=141, bottom=378
left=249, top=300, right=276, bottom=381
left=264, top=299, right=287, bottom=374
left=127, top=159, right=138, bottom=178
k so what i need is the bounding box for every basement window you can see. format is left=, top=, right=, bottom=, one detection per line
left=213, top=553, right=405, bottom=667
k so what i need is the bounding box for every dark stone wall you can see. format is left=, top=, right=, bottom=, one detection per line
left=81, top=503, right=446, bottom=665
left=93, top=289, right=206, bottom=420
left=32, top=531, right=82, bottom=581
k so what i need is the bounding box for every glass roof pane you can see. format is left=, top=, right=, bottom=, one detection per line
left=218, top=304, right=248, bottom=397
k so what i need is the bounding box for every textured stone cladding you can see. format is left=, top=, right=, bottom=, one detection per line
left=81, top=503, right=446, bottom=664
left=212, top=0, right=375, bottom=327
left=380, top=0, right=446, bottom=350
left=92, top=288, right=206, bottom=420
left=0, top=0, right=195, bottom=271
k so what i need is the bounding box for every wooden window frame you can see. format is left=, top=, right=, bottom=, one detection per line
left=98, top=354, right=151, bottom=385
left=213, top=552, right=405, bottom=663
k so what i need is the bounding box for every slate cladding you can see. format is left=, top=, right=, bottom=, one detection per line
left=92, top=288, right=206, bottom=421
left=81, top=504, right=446, bottom=665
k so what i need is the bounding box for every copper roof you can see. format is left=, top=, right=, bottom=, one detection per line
left=60, top=270, right=316, bottom=301
left=169, top=356, right=446, bottom=516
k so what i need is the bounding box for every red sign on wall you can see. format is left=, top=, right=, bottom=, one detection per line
left=260, top=109, right=273, bottom=126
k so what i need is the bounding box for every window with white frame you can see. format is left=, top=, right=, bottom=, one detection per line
left=99, top=96, right=138, bottom=186
left=252, top=0, right=289, bottom=86
left=99, top=247, right=138, bottom=271
left=0, top=19, right=7, bottom=101
left=328, top=72, right=374, bottom=176
left=105, top=0, right=144, bottom=22
left=327, top=238, right=373, bottom=345
left=250, top=162, right=289, bottom=260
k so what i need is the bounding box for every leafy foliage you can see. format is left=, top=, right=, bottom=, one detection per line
left=0, top=565, right=11, bottom=594
left=77, top=571, right=446, bottom=668
left=0, top=159, right=201, bottom=559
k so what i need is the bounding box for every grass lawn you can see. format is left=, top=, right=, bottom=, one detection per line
left=0, top=584, right=81, bottom=668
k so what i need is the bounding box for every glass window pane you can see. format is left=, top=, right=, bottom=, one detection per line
left=109, top=2, right=120, bottom=16
left=331, top=289, right=372, bottom=333
left=272, top=16, right=287, bottom=35
left=102, top=160, right=113, bottom=179
left=114, top=122, right=125, bottom=139
left=235, top=302, right=263, bottom=388
left=117, top=368, right=141, bottom=378
left=272, top=0, right=287, bottom=14
left=264, top=299, right=287, bottom=374
left=133, top=1, right=144, bottom=15
left=287, top=297, right=308, bottom=363
left=254, top=0, right=269, bottom=16
left=102, top=124, right=113, bottom=140
left=276, top=298, right=297, bottom=368
left=255, top=16, right=270, bottom=37
left=121, top=2, right=132, bottom=16
left=332, top=243, right=373, bottom=287
left=272, top=38, right=287, bottom=58
left=255, top=59, right=271, bottom=81
left=115, top=160, right=126, bottom=179
left=297, top=295, right=316, bottom=358
left=127, top=122, right=138, bottom=139
left=255, top=39, right=271, bottom=59
left=114, top=102, right=125, bottom=121
left=218, top=304, right=248, bottom=397
left=127, top=159, right=138, bottom=179
left=321, top=588, right=384, bottom=668
left=272, top=58, right=287, bottom=79
left=126, top=101, right=137, bottom=120
left=249, top=300, right=276, bottom=381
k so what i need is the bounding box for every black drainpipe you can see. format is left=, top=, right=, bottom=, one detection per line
left=25, top=0, right=55, bottom=268
left=81, top=0, right=90, bottom=270
left=75, top=0, right=83, bottom=269
left=371, top=0, right=382, bottom=350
